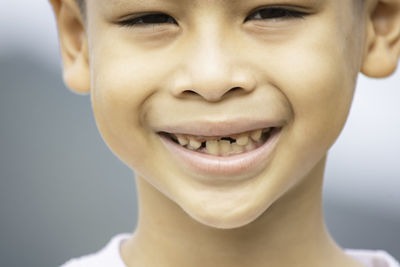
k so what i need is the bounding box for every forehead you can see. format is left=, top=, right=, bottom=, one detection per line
left=87, top=0, right=366, bottom=22
left=95, top=0, right=326, bottom=10
left=87, top=0, right=363, bottom=31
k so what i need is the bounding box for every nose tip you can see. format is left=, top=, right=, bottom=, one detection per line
left=167, top=30, right=257, bottom=102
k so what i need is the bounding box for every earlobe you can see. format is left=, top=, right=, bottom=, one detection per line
left=49, top=0, right=90, bottom=95
left=361, top=0, right=400, bottom=78
left=63, top=39, right=91, bottom=95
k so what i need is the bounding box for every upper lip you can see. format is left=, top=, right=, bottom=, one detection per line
left=155, top=118, right=284, bottom=137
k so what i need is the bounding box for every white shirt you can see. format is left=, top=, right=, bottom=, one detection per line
left=61, top=233, right=400, bottom=267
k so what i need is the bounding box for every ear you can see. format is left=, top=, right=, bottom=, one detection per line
left=361, top=0, right=400, bottom=78
left=49, top=0, right=90, bottom=95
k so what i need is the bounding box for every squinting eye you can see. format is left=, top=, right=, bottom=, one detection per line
left=118, top=13, right=178, bottom=27
left=245, top=7, right=307, bottom=21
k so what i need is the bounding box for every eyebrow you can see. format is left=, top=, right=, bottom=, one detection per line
left=99, top=0, right=326, bottom=14
left=99, top=0, right=175, bottom=12
left=103, top=0, right=322, bottom=7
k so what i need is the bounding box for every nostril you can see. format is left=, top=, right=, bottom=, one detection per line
left=183, top=88, right=239, bottom=95
left=182, top=90, right=198, bottom=96
left=227, top=87, right=243, bottom=95
left=179, top=86, right=248, bottom=101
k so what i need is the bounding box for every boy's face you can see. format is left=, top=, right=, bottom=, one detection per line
left=85, top=0, right=364, bottom=228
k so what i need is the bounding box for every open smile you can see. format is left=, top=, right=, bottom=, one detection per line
left=160, top=127, right=275, bottom=156
left=158, top=125, right=282, bottom=181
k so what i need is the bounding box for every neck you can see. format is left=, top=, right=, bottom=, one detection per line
left=122, top=157, right=358, bottom=267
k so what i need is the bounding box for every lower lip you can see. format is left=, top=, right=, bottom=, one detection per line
left=159, top=128, right=281, bottom=182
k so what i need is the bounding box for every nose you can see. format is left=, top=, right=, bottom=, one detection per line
left=169, top=27, right=256, bottom=102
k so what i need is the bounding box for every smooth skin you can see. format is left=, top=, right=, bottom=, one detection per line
left=49, top=0, right=400, bottom=266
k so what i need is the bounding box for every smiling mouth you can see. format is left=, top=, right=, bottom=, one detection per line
left=159, top=127, right=277, bottom=157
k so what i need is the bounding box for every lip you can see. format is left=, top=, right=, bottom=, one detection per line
left=154, top=118, right=284, bottom=137
left=158, top=127, right=281, bottom=182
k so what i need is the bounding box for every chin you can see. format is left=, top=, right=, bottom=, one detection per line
left=192, top=210, right=262, bottom=230
left=181, top=196, right=268, bottom=230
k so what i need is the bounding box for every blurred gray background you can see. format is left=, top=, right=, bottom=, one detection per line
left=0, top=1, right=399, bottom=266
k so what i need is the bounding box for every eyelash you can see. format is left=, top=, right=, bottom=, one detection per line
left=245, top=7, right=307, bottom=21
left=119, top=13, right=177, bottom=27
left=118, top=7, right=307, bottom=28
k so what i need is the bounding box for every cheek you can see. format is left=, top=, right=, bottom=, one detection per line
left=286, top=47, right=354, bottom=134
left=252, top=25, right=359, bottom=184
left=89, top=40, right=169, bottom=169
left=277, top=30, right=357, bottom=154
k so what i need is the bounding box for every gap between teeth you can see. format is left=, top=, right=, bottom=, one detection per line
left=171, top=128, right=272, bottom=156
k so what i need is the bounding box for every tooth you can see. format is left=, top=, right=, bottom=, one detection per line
left=176, top=134, right=189, bottom=146
left=232, top=143, right=244, bottom=153
left=250, top=130, right=262, bottom=142
left=189, top=138, right=202, bottom=150
left=245, top=139, right=256, bottom=151
left=219, top=140, right=231, bottom=156
left=236, top=134, right=249, bottom=146
left=206, top=140, right=219, bottom=155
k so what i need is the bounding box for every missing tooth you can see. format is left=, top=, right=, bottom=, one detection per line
left=221, top=137, right=236, bottom=143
